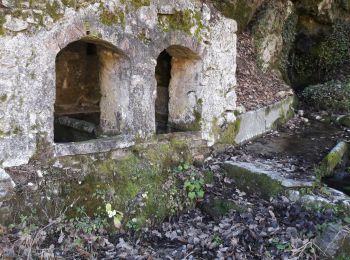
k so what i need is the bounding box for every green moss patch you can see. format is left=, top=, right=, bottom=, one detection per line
left=55, top=138, right=196, bottom=228
left=130, top=0, right=150, bottom=9
left=99, top=5, right=125, bottom=27
left=318, top=141, right=348, bottom=178
left=0, top=14, right=6, bottom=36
left=211, top=118, right=241, bottom=145
left=158, top=9, right=205, bottom=38
left=46, top=1, right=63, bottom=21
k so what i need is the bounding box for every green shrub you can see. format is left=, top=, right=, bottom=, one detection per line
left=302, top=79, right=350, bottom=112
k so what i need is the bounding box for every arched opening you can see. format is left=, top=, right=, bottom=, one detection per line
left=54, top=39, right=129, bottom=143
left=155, top=46, right=201, bottom=134
left=155, top=50, right=172, bottom=133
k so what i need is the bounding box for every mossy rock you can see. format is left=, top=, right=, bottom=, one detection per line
left=157, top=9, right=205, bottom=38
left=290, top=21, right=350, bottom=88
left=302, top=79, right=350, bottom=112
left=199, top=198, right=241, bottom=219
left=318, top=141, right=348, bottom=178
left=211, top=118, right=241, bottom=146
left=223, top=162, right=284, bottom=199
left=57, top=138, right=195, bottom=228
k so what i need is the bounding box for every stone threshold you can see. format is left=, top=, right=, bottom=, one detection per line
left=223, top=160, right=350, bottom=213
left=53, top=131, right=204, bottom=157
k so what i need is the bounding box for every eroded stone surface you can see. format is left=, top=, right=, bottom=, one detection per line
left=0, top=169, right=15, bottom=201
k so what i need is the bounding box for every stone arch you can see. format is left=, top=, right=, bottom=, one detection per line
left=54, top=37, right=131, bottom=143
left=155, top=45, right=202, bottom=133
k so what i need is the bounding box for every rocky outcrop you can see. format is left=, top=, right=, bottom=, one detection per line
left=210, top=0, right=264, bottom=32
left=288, top=0, right=350, bottom=88
left=251, top=0, right=295, bottom=73
left=212, top=0, right=350, bottom=91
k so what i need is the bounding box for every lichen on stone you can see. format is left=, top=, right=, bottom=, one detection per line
left=99, top=5, right=125, bottom=27
left=45, top=1, right=64, bottom=21
left=158, top=9, right=205, bottom=38
left=0, top=14, right=6, bottom=35
left=130, top=0, right=150, bottom=10
left=211, top=117, right=241, bottom=145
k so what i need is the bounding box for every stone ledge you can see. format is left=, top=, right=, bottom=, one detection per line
left=235, top=95, right=296, bottom=144
left=54, top=135, right=135, bottom=157
left=223, top=160, right=313, bottom=198
left=53, top=131, right=207, bottom=158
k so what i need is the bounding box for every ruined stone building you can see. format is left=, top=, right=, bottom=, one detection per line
left=0, top=0, right=293, bottom=168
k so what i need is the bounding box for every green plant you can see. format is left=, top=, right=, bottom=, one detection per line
left=105, top=203, right=123, bottom=229
left=271, top=238, right=291, bottom=251
left=212, top=234, right=223, bottom=245
left=174, top=161, right=190, bottom=173
left=302, top=79, right=350, bottom=113
left=344, top=217, right=350, bottom=224
left=126, top=218, right=142, bottom=232
left=184, top=174, right=205, bottom=200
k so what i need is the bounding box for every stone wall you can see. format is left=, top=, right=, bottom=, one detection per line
left=0, top=0, right=237, bottom=167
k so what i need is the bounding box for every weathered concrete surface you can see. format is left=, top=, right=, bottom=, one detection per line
left=235, top=95, right=295, bottom=144
left=223, top=161, right=313, bottom=198
left=0, top=0, right=237, bottom=166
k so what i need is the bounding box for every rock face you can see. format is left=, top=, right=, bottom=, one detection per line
left=288, top=0, right=350, bottom=88
left=0, top=169, right=15, bottom=201
left=0, top=0, right=237, bottom=166
left=251, top=0, right=295, bottom=73
left=210, top=0, right=265, bottom=32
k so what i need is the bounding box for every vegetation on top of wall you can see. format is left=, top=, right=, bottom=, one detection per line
left=302, top=78, right=350, bottom=112
left=130, top=0, right=151, bottom=9
left=158, top=9, right=205, bottom=38
left=210, top=0, right=264, bottom=33
left=99, top=4, right=125, bottom=27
